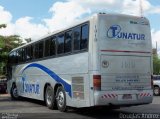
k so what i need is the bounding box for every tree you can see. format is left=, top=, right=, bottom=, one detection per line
left=25, top=38, right=32, bottom=43
left=0, top=35, right=24, bottom=51
left=153, top=55, right=160, bottom=75
left=0, top=24, right=6, bottom=29
left=0, top=35, right=24, bottom=75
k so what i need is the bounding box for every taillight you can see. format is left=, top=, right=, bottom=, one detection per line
left=93, top=75, right=101, bottom=91
left=151, top=75, right=154, bottom=89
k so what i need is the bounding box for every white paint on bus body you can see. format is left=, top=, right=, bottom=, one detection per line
left=7, top=14, right=153, bottom=108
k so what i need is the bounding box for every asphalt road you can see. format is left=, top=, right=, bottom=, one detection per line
left=0, top=94, right=160, bottom=119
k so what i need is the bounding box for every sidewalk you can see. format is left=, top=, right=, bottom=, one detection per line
left=0, top=93, right=10, bottom=97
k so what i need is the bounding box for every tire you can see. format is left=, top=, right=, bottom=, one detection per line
left=154, top=86, right=160, bottom=96
left=10, top=84, right=19, bottom=100
left=45, top=85, right=56, bottom=109
left=56, top=86, right=67, bottom=112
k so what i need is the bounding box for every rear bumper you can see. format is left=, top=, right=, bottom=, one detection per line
left=94, top=90, right=153, bottom=106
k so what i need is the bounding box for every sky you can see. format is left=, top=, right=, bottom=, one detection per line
left=0, top=0, right=160, bottom=54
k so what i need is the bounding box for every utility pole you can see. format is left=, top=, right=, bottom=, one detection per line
left=132, top=0, right=143, bottom=17
left=139, top=0, right=143, bottom=17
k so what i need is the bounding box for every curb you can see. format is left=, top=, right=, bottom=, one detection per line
left=0, top=93, right=10, bottom=97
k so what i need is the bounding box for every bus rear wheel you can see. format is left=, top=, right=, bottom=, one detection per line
left=56, top=86, right=67, bottom=112
left=45, top=85, right=56, bottom=109
left=10, top=84, right=19, bottom=100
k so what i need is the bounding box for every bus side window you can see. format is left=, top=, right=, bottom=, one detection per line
left=13, top=51, right=18, bottom=64
left=57, top=33, right=64, bottom=54
left=18, top=49, right=23, bottom=63
left=73, top=26, right=81, bottom=51
left=39, top=41, right=44, bottom=58
left=22, top=48, right=26, bottom=62
left=16, top=50, right=19, bottom=63
left=50, top=37, right=56, bottom=56
left=81, top=24, right=89, bottom=50
left=26, top=46, right=32, bottom=61
left=65, top=30, right=72, bottom=53
left=45, top=39, right=51, bottom=57
left=9, top=51, right=17, bottom=65
left=8, top=52, right=14, bottom=65
left=34, top=43, right=39, bottom=59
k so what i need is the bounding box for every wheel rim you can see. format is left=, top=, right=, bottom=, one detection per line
left=46, top=88, right=52, bottom=105
left=13, top=87, right=18, bottom=98
left=57, top=91, right=64, bottom=108
left=154, top=88, right=159, bottom=95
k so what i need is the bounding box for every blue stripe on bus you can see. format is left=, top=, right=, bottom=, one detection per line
left=22, top=63, right=72, bottom=97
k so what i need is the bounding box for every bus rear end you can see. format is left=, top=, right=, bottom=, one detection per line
left=93, top=14, right=153, bottom=107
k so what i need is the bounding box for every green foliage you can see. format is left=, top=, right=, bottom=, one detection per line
left=0, top=36, right=4, bottom=48
left=0, top=24, right=24, bottom=75
left=0, top=24, right=6, bottom=29
left=153, top=55, right=160, bottom=75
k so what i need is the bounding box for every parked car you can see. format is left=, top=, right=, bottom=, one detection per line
left=0, top=77, right=7, bottom=93
left=153, top=75, right=160, bottom=96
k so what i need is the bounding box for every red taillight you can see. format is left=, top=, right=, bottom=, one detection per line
left=93, top=75, right=101, bottom=91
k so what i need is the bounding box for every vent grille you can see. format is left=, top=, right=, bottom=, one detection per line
left=72, top=77, right=84, bottom=100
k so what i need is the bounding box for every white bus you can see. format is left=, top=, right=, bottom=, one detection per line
left=7, top=13, right=153, bottom=112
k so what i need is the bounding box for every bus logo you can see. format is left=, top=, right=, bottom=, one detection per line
left=107, top=25, right=145, bottom=40
left=107, top=25, right=121, bottom=38
left=22, top=73, right=40, bottom=94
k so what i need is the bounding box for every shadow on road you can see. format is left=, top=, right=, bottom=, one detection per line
left=20, top=97, right=46, bottom=106
left=1, top=94, right=158, bottom=119
left=0, top=95, right=127, bottom=119
left=16, top=107, right=128, bottom=119
left=68, top=107, right=122, bottom=119
left=0, top=94, right=45, bottom=105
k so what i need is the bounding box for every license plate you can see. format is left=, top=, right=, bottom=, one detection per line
left=122, top=94, right=132, bottom=99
